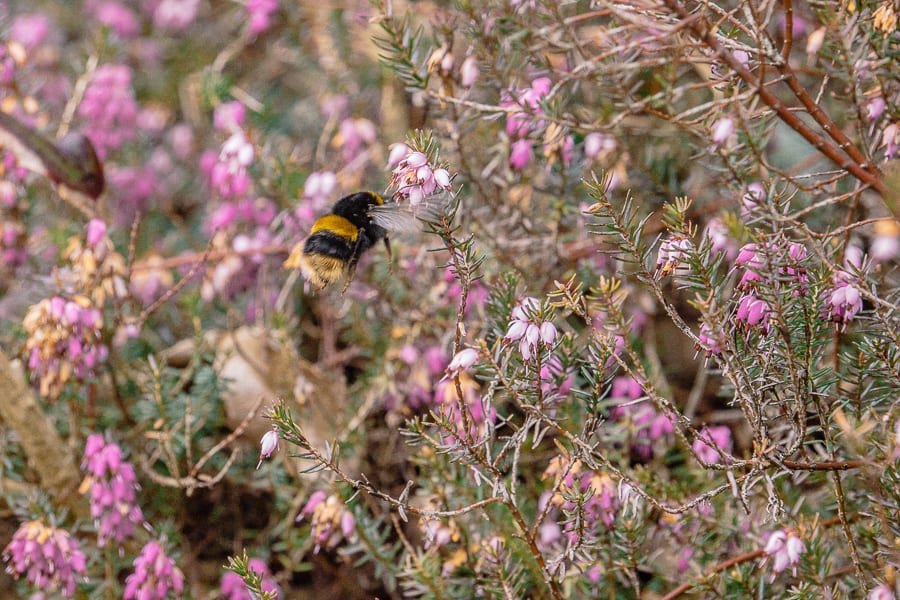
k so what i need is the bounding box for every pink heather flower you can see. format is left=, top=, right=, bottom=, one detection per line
left=446, top=347, right=479, bottom=376
left=81, top=434, right=145, bottom=547
left=23, top=296, right=109, bottom=398
left=388, top=149, right=452, bottom=205
left=247, top=0, right=279, bottom=35
left=883, top=123, right=900, bottom=160
left=337, top=117, right=376, bottom=164
left=123, top=541, right=185, bottom=600
left=696, top=321, right=723, bottom=358
left=509, top=138, right=533, bottom=171
left=221, top=558, right=282, bottom=600
left=257, top=426, right=280, bottom=468
left=871, top=230, right=900, bottom=263
left=711, top=117, right=734, bottom=146
left=387, top=143, right=410, bottom=169
left=460, top=55, right=479, bottom=87
left=692, top=425, right=732, bottom=465
left=655, top=236, right=694, bottom=277
left=10, top=14, right=51, bottom=50
left=303, top=171, right=337, bottom=205
left=735, top=293, right=771, bottom=332
left=214, top=101, right=247, bottom=133
left=741, top=182, right=766, bottom=215
left=584, top=132, right=615, bottom=161
left=506, top=297, right=556, bottom=361
left=867, top=96, right=887, bottom=122
left=2, top=520, right=87, bottom=597
left=821, top=277, right=863, bottom=331
left=297, top=492, right=356, bottom=553
left=610, top=375, right=642, bottom=400
left=869, top=584, right=897, bottom=600
left=209, top=132, right=254, bottom=198
left=503, top=76, right=552, bottom=138
left=704, top=217, right=737, bottom=260
left=762, top=530, right=805, bottom=579
left=153, top=0, right=200, bottom=31
left=92, top=2, right=141, bottom=38
left=78, top=64, right=139, bottom=159
left=86, top=218, right=107, bottom=249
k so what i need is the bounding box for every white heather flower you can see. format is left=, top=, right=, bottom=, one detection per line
left=446, top=348, right=479, bottom=376
left=460, top=55, right=479, bottom=87
left=257, top=426, right=280, bottom=468
left=711, top=117, right=735, bottom=146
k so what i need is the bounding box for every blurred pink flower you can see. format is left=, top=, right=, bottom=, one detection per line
left=692, top=425, right=732, bottom=465
left=762, top=529, right=805, bottom=579
left=247, top=0, right=279, bottom=35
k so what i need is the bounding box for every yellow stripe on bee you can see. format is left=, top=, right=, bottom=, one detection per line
left=371, top=192, right=385, bottom=205
left=310, top=214, right=358, bottom=241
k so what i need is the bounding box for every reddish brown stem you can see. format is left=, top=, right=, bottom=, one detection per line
left=661, top=0, right=887, bottom=197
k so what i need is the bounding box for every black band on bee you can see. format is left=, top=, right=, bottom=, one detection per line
left=303, top=230, right=358, bottom=262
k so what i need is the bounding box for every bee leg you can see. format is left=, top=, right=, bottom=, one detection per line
left=383, top=236, right=393, bottom=274
left=342, top=229, right=366, bottom=294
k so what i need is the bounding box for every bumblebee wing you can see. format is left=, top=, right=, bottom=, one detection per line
left=368, top=193, right=455, bottom=234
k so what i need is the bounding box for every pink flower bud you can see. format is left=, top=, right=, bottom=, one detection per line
left=257, top=427, right=280, bottom=468
left=460, top=55, right=479, bottom=87
left=711, top=118, right=734, bottom=145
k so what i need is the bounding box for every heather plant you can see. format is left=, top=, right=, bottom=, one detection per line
left=0, top=0, right=898, bottom=599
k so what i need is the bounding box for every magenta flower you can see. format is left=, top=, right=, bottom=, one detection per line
left=221, top=558, right=282, bottom=600
left=78, top=64, right=139, bottom=159
left=503, top=77, right=552, bottom=138
left=23, top=295, right=109, bottom=398
left=509, top=138, right=533, bottom=171
left=696, top=321, right=723, bottom=358
left=821, top=276, right=863, bottom=331
left=735, top=293, right=771, bottom=333
left=762, top=529, right=805, bottom=579
left=247, top=0, right=279, bottom=35
left=214, top=101, right=247, bottom=133
left=296, top=492, right=356, bottom=553
left=81, top=434, right=145, bottom=547
left=3, top=521, right=87, bottom=597
left=10, top=14, right=51, bottom=50
left=123, top=541, right=185, bottom=600
left=92, top=2, right=141, bottom=39
left=692, top=425, right=732, bottom=465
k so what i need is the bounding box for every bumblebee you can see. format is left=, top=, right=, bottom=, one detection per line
left=285, top=191, right=449, bottom=291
